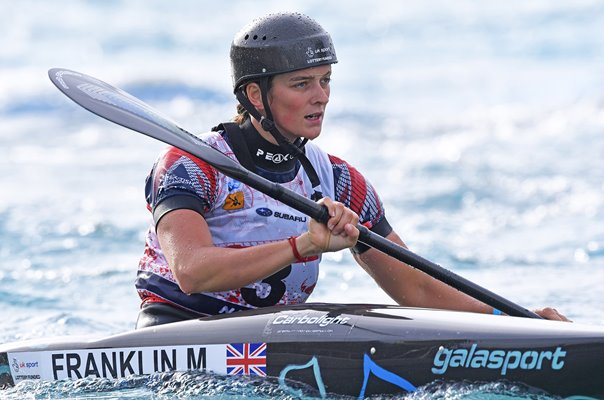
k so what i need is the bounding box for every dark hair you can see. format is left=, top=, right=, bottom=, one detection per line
left=233, top=103, right=249, bottom=125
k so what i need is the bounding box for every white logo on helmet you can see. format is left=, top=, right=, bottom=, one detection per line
left=305, top=46, right=333, bottom=64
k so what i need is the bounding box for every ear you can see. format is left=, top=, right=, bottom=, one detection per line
left=245, top=83, right=265, bottom=113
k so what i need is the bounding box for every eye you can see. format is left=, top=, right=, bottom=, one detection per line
left=321, top=77, right=331, bottom=86
left=293, top=81, right=308, bottom=89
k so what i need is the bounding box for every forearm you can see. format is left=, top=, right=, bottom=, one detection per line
left=356, top=232, right=494, bottom=314
left=158, top=201, right=357, bottom=295
left=357, top=232, right=570, bottom=321
left=167, top=235, right=315, bottom=294
left=157, top=209, right=292, bottom=293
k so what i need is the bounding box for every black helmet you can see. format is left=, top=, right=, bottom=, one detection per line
left=229, top=13, right=335, bottom=201
left=230, top=12, right=338, bottom=92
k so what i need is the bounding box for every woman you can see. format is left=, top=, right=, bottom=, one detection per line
left=135, top=12, right=567, bottom=328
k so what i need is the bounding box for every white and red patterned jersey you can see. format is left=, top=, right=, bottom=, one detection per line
left=136, top=130, right=388, bottom=316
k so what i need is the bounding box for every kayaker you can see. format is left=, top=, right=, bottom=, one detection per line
left=134, top=12, right=568, bottom=328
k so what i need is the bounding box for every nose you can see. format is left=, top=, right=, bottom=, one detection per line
left=311, top=81, right=329, bottom=104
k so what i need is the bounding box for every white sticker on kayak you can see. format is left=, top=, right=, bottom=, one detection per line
left=8, top=344, right=229, bottom=382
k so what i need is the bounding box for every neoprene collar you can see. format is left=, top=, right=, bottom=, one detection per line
left=240, top=119, right=298, bottom=172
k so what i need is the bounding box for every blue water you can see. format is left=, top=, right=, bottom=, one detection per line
left=1, top=0, right=604, bottom=398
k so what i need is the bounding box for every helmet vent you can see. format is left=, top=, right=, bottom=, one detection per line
left=243, top=34, right=268, bottom=41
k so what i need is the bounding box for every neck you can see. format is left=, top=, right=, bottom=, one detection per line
left=250, top=116, right=296, bottom=145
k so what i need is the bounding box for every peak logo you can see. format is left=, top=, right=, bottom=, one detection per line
left=255, top=149, right=291, bottom=164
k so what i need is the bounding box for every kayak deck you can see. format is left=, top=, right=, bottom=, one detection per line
left=1, top=303, right=603, bottom=397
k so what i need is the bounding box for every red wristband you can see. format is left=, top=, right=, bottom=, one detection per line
left=288, top=236, right=305, bottom=263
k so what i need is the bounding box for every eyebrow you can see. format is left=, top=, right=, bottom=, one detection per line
left=289, top=71, right=332, bottom=82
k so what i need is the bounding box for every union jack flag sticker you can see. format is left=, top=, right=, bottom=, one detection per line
left=226, top=343, right=267, bottom=376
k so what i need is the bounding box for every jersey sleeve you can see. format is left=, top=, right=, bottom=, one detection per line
left=145, top=146, right=218, bottom=226
left=329, top=155, right=392, bottom=252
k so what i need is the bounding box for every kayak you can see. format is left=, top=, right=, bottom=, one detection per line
left=1, top=303, right=603, bottom=398
left=34, top=69, right=603, bottom=397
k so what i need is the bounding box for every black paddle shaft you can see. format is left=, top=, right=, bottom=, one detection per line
left=47, top=68, right=541, bottom=319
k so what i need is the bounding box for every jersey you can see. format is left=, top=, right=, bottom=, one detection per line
left=136, top=129, right=390, bottom=316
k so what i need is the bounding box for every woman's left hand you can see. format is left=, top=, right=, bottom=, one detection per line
left=534, top=307, right=571, bottom=322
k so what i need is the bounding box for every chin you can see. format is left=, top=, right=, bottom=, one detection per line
left=301, top=127, right=323, bottom=140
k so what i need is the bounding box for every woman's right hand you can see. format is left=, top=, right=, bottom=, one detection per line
left=296, top=197, right=360, bottom=256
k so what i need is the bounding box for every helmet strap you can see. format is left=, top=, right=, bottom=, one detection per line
left=235, top=81, right=323, bottom=200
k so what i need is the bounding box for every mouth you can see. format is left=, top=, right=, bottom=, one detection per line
left=304, top=112, right=323, bottom=121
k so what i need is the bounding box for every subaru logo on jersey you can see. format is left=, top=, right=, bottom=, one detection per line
left=255, top=208, right=306, bottom=222
left=273, top=212, right=307, bottom=223
left=256, top=208, right=273, bottom=217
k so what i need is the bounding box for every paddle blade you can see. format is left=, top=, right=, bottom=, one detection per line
left=47, top=68, right=245, bottom=178
left=47, top=68, right=330, bottom=222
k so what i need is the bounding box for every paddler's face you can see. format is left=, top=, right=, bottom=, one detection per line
left=257, top=65, right=332, bottom=142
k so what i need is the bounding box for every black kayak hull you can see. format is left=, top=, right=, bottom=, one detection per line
left=1, top=303, right=603, bottom=397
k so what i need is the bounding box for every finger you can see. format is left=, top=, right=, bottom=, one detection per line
left=339, top=212, right=360, bottom=237
left=317, top=197, right=336, bottom=219
left=320, top=198, right=342, bottom=231
left=534, top=307, right=571, bottom=322
left=332, top=204, right=360, bottom=236
left=343, top=223, right=360, bottom=243
left=318, top=198, right=358, bottom=236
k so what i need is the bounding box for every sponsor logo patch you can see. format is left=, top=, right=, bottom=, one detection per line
left=256, top=207, right=273, bottom=217
left=227, top=180, right=241, bottom=191
left=223, top=192, right=244, bottom=210
left=305, top=46, right=333, bottom=64
left=255, top=149, right=291, bottom=164
left=255, top=208, right=306, bottom=223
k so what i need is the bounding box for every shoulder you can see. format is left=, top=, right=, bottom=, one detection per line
left=326, top=153, right=354, bottom=169
left=199, top=129, right=228, bottom=146
left=156, top=130, right=229, bottom=172
left=326, top=153, right=367, bottom=185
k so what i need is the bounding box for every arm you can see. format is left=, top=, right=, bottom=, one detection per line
left=353, top=230, right=569, bottom=320
left=150, top=148, right=356, bottom=295
left=157, top=197, right=358, bottom=294
left=158, top=209, right=299, bottom=293
left=353, top=230, right=492, bottom=313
